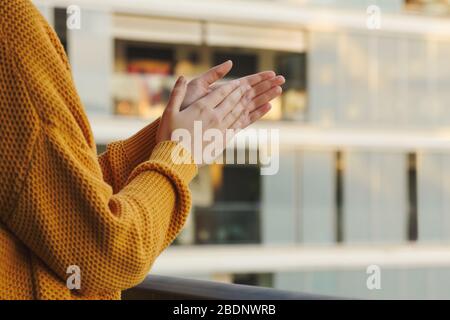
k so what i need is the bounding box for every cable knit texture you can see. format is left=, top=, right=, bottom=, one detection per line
left=0, top=0, right=197, bottom=300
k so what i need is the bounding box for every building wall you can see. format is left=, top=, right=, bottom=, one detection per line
left=305, top=0, right=403, bottom=12
left=270, top=28, right=450, bottom=298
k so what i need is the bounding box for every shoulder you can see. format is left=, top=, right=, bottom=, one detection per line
left=0, top=0, right=40, bottom=20
left=0, top=0, right=49, bottom=44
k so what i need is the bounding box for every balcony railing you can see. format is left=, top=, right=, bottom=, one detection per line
left=122, top=275, right=334, bottom=300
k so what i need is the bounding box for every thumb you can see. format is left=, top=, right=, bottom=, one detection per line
left=199, top=60, right=232, bottom=85
left=167, top=76, right=187, bottom=113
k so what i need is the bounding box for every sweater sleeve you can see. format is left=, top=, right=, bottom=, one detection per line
left=0, top=0, right=198, bottom=294
left=7, top=120, right=197, bottom=294
left=98, top=118, right=162, bottom=193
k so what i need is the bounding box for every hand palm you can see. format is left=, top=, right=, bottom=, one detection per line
left=180, top=78, right=212, bottom=110
left=178, top=60, right=284, bottom=128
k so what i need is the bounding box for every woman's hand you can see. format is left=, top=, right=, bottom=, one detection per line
left=181, top=61, right=285, bottom=129
left=157, top=76, right=251, bottom=154
left=157, top=68, right=284, bottom=165
left=180, top=60, right=235, bottom=109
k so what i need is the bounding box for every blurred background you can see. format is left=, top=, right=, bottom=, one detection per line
left=33, top=0, right=450, bottom=299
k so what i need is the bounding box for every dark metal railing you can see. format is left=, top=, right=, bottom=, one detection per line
left=122, top=275, right=336, bottom=300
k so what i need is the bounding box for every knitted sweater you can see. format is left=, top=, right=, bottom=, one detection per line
left=0, top=0, right=197, bottom=299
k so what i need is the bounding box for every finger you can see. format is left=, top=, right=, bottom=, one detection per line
left=247, top=86, right=282, bottom=113
left=216, top=84, right=250, bottom=118
left=209, top=71, right=276, bottom=92
left=222, top=103, right=246, bottom=129
left=249, top=103, right=272, bottom=124
left=194, top=79, right=241, bottom=109
left=238, top=71, right=276, bottom=87
left=231, top=103, right=272, bottom=130
left=166, top=76, right=187, bottom=113
left=217, top=85, right=251, bottom=128
left=224, top=82, right=282, bottom=130
left=246, top=75, right=285, bottom=104
left=197, top=60, right=233, bottom=85
left=227, top=82, right=282, bottom=130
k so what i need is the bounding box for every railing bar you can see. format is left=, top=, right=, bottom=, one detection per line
left=125, top=275, right=338, bottom=300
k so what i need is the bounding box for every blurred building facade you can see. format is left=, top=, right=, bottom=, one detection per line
left=33, top=0, right=450, bottom=298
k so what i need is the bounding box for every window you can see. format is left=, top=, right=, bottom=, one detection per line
left=54, top=8, right=68, bottom=54
left=194, top=164, right=262, bottom=245
left=405, top=0, right=450, bottom=15
left=275, top=52, right=307, bottom=121
left=113, top=40, right=205, bottom=118
left=212, top=51, right=258, bottom=78
left=112, top=40, right=308, bottom=122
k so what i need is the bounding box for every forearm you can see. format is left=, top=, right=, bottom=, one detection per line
left=98, top=118, right=161, bottom=192
left=9, top=128, right=197, bottom=293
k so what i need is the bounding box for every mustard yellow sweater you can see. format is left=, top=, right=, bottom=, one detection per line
left=0, top=1, right=197, bottom=299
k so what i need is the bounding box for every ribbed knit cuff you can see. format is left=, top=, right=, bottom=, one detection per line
left=126, top=140, right=197, bottom=186
left=148, top=141, right=198, bottom=185
left=122, top=118, right=161, bottom=170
